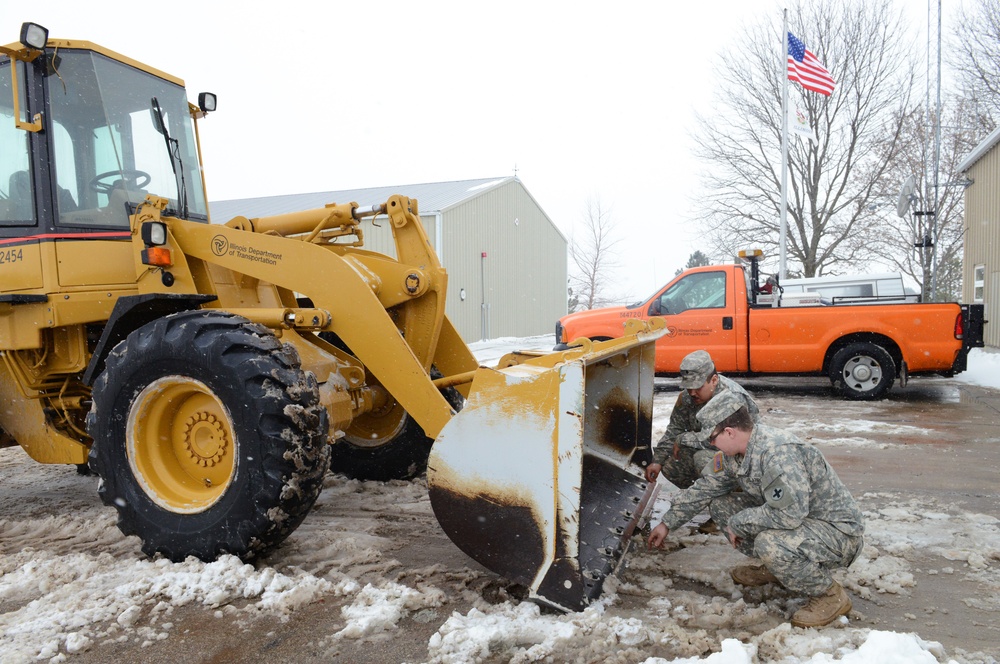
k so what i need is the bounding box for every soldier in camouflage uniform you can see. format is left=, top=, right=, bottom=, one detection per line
left=645, top=350, right=759, bottom=489
left=647, top=391, right=865, bottom=628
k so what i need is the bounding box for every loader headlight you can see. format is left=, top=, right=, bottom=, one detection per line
left=141, top=221, right=167, bottom=246
left=20, top=23, right=48, bottom=50
left=140, top=221, right=173, bottom=269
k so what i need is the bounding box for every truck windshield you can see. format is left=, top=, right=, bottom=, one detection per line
left=46, top=49, right=207, bottom=227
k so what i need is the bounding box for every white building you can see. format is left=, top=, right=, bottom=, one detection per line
left=958, top=130, right=1000, bottom=348
left=210, top=177, right=567, bottom=342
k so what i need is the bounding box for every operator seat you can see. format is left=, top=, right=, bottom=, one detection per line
left=102, top=179, right=142, bottom=227
left=6, top=170, right=33, bottom=221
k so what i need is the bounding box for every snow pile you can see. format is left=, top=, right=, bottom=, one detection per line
left=332, top=580, right=445, bottom=641
left=954, top=348, right=1000, bottom=390
left=424, top=597, right=957, bottom=664
left=0, top=549, right=340, bottom=660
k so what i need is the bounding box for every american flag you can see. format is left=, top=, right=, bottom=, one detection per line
left=787, top=32, right=835, bottom=96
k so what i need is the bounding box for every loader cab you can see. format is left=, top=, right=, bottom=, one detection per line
left=0, top=28, right=208, bottom=237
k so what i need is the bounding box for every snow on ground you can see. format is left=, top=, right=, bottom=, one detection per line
left=954, top=347, right=1000, bottom=390
left=0, top=337, right=997, bottom=662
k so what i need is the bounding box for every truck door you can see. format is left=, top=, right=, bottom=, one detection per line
left=647, top=269, right=739, bottom=373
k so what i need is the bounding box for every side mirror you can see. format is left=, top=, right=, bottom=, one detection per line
left=149, top=97, right=166, bottom=135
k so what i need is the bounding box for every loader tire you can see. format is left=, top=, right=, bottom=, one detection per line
left=318, top=333, right=462, bottom=481
left=329, top=382, right=464, bottom=482
left=87, top=310, right=331, bottom=562
left=828, top=342, right=895, bottom=401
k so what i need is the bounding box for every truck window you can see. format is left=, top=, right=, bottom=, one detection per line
left=812, top=284, right=874, bottom=299
left=651, top=271, right=726, bottom=315
left=0, top=60, right=35, bottom=226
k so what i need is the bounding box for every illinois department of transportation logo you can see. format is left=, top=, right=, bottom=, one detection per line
left=211, top=235, right=229, bottom=256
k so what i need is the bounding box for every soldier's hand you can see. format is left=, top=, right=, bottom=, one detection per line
left=647, top=523, right=669, bottom=549
left=672, top=441, right=681, bottom=460
left=645, top=463, right=661, bottom=482
left=725, top=526, right=742, bottom=549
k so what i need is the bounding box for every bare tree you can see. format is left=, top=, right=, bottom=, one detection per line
left=871, top=99, right=984, bottom=302
left=693, top=0, right=917, bottom=277
left=568, top=197, right=621, bottom=311
left=950, top=0, right=1000, bottom=130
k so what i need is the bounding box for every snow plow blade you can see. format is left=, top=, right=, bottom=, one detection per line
left=427, top=318, right=667, bottom=611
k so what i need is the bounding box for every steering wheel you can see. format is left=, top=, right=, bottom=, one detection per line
left=89, top=169, right=151, bottom=195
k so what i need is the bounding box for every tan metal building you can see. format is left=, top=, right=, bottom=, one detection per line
left=210, top=177, right=568, bottom=342
left=958, top=130, right=1000, bottom=348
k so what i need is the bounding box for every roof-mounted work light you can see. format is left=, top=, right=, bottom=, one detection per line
left=19, top=23, right=48, bottom=50
left=198, top=92, right=217, bottom=114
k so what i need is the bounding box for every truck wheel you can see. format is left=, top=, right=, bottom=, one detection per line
left=87, top=311, right=331, bottom=561
left=829, top=342, right=895, bottom=400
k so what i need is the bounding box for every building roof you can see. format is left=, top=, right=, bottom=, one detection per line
left=958, top=125, right=1000, bottom=173
left=210, top=176, right=515, bottom=221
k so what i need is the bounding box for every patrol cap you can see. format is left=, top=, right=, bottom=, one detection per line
left=696, top=391, right=744, bottom=434
left=679, top=350, right=716, bottom=389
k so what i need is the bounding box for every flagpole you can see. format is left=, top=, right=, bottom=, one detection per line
left=779, top=9, right=789, bottom=280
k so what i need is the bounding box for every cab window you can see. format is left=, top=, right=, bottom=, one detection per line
left=0, top=59, right=34, bottom=226
left=650, top=271, right=727, bottom=315
left=47, top=50, right=207, bottom=227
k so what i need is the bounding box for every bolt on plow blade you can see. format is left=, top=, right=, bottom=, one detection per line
left=427, top=320, right=667, bottom=612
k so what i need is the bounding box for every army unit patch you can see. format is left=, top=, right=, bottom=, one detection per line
left=763, top=475, right=794, bottom=509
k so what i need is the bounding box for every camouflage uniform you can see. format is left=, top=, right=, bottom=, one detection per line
left=651, top=374, right=759, bottom=488
left=659, top=415, right=864, bottom=596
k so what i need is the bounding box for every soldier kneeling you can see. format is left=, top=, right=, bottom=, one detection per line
left=647, top=391, right=865, bottom=628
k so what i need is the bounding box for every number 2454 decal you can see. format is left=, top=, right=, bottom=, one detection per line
left=0, top=248, right=23, bottom=264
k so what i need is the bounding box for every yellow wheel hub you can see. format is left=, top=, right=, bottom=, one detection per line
left=347, top=380, right=406, bottom=448
left=126, top=376, right=237, bottom=513
left=345, top=384, right=407, bottom=448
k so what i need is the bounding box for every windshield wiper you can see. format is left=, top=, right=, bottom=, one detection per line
left=150, top=97, right=187, bottom=218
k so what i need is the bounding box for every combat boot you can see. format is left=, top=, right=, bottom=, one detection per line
left=696, top=518, right=719, bottom=534
left=730, top=563, right=780, bottom=587
left=791, top=581, right=852, bottom=628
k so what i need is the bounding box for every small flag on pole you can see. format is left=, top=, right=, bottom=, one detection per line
left=788, top=105, right=816, bottom=142
left=787, top=32, right=835, bottom=96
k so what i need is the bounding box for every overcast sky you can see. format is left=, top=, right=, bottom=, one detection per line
left=3, top=1, right=936, bottom=302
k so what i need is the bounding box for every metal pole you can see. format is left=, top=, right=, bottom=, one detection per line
left=779, top=9, right=790, bottom=279
left=930, top=0, right=942, bottom=301
left=480, top=251, right=487, bottom=341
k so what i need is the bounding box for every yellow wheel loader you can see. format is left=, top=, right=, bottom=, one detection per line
left=0, top=23, right=666, bottom=611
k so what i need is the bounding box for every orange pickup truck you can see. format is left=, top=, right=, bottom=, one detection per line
left=555, top=259, right=986, bottom=399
